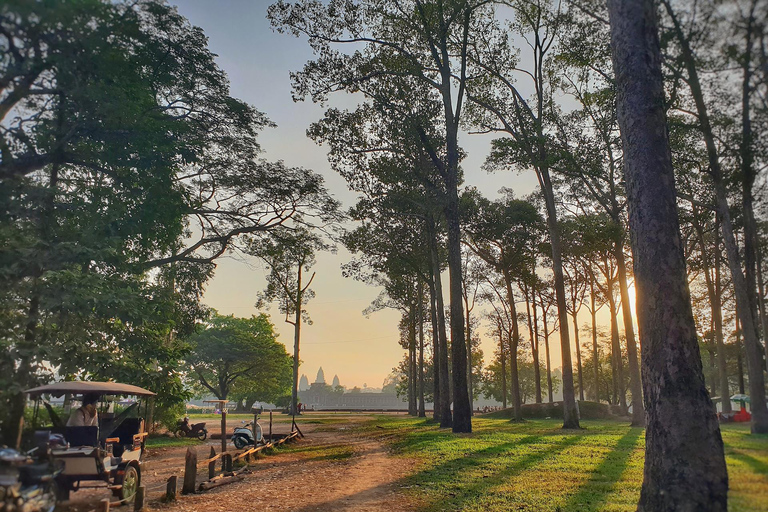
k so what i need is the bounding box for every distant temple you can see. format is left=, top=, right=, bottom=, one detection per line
left=299, top=367, right=407, bottom=410
left=299, top=374, right=310, bottom=391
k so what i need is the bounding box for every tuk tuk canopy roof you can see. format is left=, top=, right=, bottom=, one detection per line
left=24, top=381, right=155, bottom=397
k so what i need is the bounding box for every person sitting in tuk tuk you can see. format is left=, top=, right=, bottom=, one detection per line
left=67, top=393, right=100, bottom=427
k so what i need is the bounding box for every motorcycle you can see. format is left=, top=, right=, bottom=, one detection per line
left=0, top=441, right=63, bottom=512
left=231, top=419, right=263, bottom=450
left=174, top=417, right=208, bottom=441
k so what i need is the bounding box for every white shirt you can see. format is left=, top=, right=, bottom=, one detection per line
left=66, top=407, right=98, bottom=427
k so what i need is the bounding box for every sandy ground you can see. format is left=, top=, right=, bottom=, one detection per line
left=56, top=414, right=417, bottom=512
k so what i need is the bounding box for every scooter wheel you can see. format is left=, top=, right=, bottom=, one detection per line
left=175, top=428, right=187, bottom=438
left=197, top=430, right=208, bottom=441
left=233, top=436, right=247, bottom=449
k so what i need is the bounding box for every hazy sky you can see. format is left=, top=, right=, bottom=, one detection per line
left=169, top=0, right=566, bottom=389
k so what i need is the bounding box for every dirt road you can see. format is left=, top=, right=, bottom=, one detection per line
left=159, top=427, right=416, bottom=512
left=58, top=414, right=417, bottom=512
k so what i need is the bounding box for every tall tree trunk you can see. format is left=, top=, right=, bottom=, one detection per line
left=429, top=275, right=441, bottom=422
left=408, top=303, right=417, bottom=416
left=590, top=275, right=600, bottom=402
left=291, top=267, right=302, bottom=417
left=505, top=277, right=522, bottom=421
left=465, top=299, right=474, bottom=414
left=615, top=243, right=644, bottom=425
left=541, top=302, right=553, bottom=404
left=608, top=1, right=729, bottom=508
left=662, top=0, right=768, bottom=434
left=525, top=281, right=543, bottom=403
left=735, top=309, right=745, bottom=395
left=539, top=169, right=580, bottom=428
left=499, top=326, right=507, bottom=409
left=714, top=225, right=731, bottom=412
left=418, top=283, right=426, bottom=418
left=429, top=220, right=451, bottom=427
left=607, top=276, right=627, bottom=412
left=445, top=187, right=471, bottom=433
left=572, top=310, right=585, bottom=401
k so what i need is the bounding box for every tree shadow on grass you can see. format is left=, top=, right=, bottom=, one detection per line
left=729, top=451, right=768, bottom=474
left=412, top=434, right=584, bottom=511
left=561, top=427, right=643, bottom=511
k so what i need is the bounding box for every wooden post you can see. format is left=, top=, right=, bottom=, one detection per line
left=208, top=447, right=216, bottom=480
left=220, top=409, right=227, bottom=452
left=182, top=447, right=197, bottom=494
left=100, top=498, right=110, bottom=512
left=269, top=411, right=272, bottom=442
left=166, top=476, right=177, bottom=501
left=253, top=412, right=258, bottom=442
left=134, top=486, right=145, bottom=511
left=224, top=454, right=232, bottom=473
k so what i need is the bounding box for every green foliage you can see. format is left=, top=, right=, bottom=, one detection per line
left=186, top=312, right=292, bottom=402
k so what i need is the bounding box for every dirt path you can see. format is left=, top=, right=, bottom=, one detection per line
left=155, top=425, right=417, bottom=512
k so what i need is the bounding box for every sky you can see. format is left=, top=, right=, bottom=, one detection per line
left=169, top=0, right=571, bottom=389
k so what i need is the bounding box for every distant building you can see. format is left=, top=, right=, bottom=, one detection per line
left=299, top=374, right=310, bottom=392
left=315, top=367, right=326, bottom=384
left=332, top=374, right=340, bottom=388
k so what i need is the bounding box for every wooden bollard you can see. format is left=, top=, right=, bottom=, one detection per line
left=220, top=409, right=227, bottom=452
left=224, top=454, right=233, bottom=473
left=166, top=476, right=177, bottom=501
left=101, top=498, right=110, bottom=512
left=208, top=447, right=216, bottom=479
left=182, top=447, right=197, bottom=494
left=134, top=486, right=145, bottom=511
left=269, top=411, right=272, bottom=442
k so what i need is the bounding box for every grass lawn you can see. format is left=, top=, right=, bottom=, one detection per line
left=145, top=435, right=203, bottom=448
left=355, top=416, right=768, bottom=512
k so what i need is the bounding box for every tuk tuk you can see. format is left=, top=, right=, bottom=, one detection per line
left=24, top=381, right=154, bottom=503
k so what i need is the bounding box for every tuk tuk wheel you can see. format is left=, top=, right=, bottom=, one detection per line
left=118, top=465, right=139, bottom=503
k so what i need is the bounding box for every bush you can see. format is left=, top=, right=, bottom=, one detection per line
left=484, top=400, right=616, bottom=420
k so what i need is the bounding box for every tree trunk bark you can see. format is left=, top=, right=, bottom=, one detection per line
left=572, top=311, right=585, bottom=401
left=445, top=186, right=471, bottom=433
left=429, top=219, right=452, bottom=427
left=607, top=276, right=627, bottom=413
left=615, top=243, right=644, bottom=425
left=608, top=1, right=729, bottom=508
left=291, top=267, right=302, bottom=417
left=428, top=274, right=441, bottom=423
left=541, top=303, right=553, bottom=404
left=505, top=277, right=522, bottom=421
left=418, top=282, right=426, bottom=418
left=714, top=225, right=731, bottom=412
left=539, top=168, right=580, bottom=428
left=408, top=303, right=417, bottom=416
left=590, top=275, right=600, bottom=402
left=499, top=327, right=507, bottom=409
left=735, top=309, right=745, bottom=395
left=525, top=281, right=543, bottom=404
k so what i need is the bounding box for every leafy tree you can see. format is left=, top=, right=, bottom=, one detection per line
left=269, top=0, right=499, bottom=433
left=250, top=227, right=330, bottom=416
left=0, top=0, right=337, bottom=443
left=186, top=313, right=291, bottom=402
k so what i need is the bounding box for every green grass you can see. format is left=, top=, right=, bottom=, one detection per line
left=355, top=417, right=768, bottom=512
left=145, top=435, right=204, bottom=448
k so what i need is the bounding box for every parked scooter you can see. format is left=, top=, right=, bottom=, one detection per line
left=231, top=418, right=263, bottom=449
left=0, top=441, right=63, bottom=512
left=174, top=417, right=208, bottom=441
